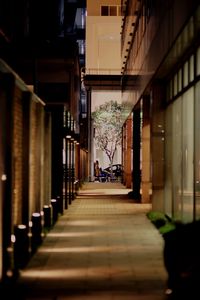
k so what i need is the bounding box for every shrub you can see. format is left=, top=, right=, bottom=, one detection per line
left=146, top=211, right=175, bottom=234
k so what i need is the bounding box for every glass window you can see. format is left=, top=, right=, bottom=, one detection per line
left=183, top=61, right=189, bottom=88
left=165, top=87, right=194, bottom=222
left=117, top=6, right=122, bottom=16
left=173, top=73, right=178, bottom=96
left=189, top=55, right=194, bottom=82
left=188, top=16, right=194, bottom=40
left=197, top=46, right=200, bottom=76
left=164, top=105, right=173, bottom=217
left=182, top=87, right=194, bottom=222
left=178, top=68, right=182, bottom=93
left=101, top=6, right=109, bottom=16
left=110, top=6, right=117, bottom=16
left=169, top=79, right=173, bottom=100
left=172, top=97, right=182, bottom=220
left=194, top=81, right=200, bottom=219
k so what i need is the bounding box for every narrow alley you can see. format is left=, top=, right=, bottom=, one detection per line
left=11, top=182, right=167, bottom=300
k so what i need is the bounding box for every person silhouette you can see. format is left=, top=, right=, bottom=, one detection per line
left=94, top=160, right=100, bottom=181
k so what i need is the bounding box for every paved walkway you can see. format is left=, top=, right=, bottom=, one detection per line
left=12, top=182, right=168, bottom=299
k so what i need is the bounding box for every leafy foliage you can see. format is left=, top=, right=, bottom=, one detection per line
left=146, top=211, right=176, bottom=235
left=92, top=100, right=124, bottom=165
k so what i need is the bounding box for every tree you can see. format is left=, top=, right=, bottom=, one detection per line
left=92, top=100, right=125, bottom=175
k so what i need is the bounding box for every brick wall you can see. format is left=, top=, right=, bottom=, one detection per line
left=12, top=85, right=51, bottom=224
left=12, top=84, right=23, bottom=225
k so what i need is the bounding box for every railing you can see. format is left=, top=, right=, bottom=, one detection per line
left=85, top=68, right=122, bottom=75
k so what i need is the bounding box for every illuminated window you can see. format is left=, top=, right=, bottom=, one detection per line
left=101, top=5, right=121, bottom=16
left=178, top=68, right=182, bottom=93
left=189, top=55, right=194, bottom=82
left=183, top=61, right=189, bottom=88
left=173, top=73, right=178, bottom=96
left=110, top=6, right=117, bottom=16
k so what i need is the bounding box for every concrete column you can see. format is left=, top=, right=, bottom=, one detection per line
left=141, top=97, right=151, bottom=203
left=125, top=116, right=132, bottom=188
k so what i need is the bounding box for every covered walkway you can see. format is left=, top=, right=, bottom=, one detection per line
left=12, top=182, right=167, bottom=299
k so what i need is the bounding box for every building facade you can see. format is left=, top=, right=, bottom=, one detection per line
left=0, top=0, right=87, bottom=284
left=121, top=0, right=200, bottom=222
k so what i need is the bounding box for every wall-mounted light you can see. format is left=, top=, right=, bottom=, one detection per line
left=32, top=212, right=40, bottom=217
left=1, top=174, right=7, bottom=181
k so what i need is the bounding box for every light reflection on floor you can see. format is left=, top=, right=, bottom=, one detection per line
left=65, top=219, right=106, bottom=226
left=37, top=244, right=148, bottom=253
left=47, top=231, right=122, bottom=237
left=78, top=189, right=132, bottom=195
left=13, top=183, right=166, bottom=300
left=20, top=267, right=134, bottom=279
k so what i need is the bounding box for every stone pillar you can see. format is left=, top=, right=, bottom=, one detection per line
left=125, top=115, right=132, bottom=188
left=141, top=96, right=151, bottom=203
left=132, top=108, right=141, bottom=200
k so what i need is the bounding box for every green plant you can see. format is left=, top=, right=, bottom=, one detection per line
left=159, top=222, right=176, bottom=235
left=146, top=211, right=176, bottom=235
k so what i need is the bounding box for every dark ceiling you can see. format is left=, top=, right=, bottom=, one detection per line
left=0, top=0, right=86, bottom=105
left=0, top=0, right=86, bottom=47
